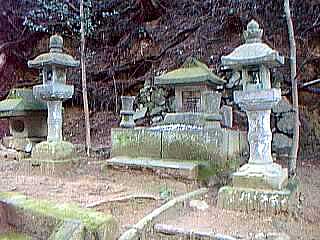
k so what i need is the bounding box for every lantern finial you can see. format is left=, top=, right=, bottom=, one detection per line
left=244, top=19, right=263, bottom=43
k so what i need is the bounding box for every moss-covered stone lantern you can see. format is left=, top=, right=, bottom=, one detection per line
left=28, top=34, right=80, bottom=166
left=217, top=20, right=298, bottom=214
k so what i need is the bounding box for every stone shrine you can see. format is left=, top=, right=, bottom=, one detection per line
left=218, top=20, right=298, bottom=214
left=0, top=88, right=47, bottom=153
left=154, top=57, right=226, bottom=126
left=109, top=58, right=248, bottom=180
left=28, top=34, right=80, bottom=166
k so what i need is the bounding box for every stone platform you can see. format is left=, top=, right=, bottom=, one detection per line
left=106, top=157, right=200, bottom=180
left=217, top=179, right=299, bottom=215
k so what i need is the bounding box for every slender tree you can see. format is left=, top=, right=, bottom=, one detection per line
left=284, top=0, right=299, bottom=177
left=80, top=0, right=91, bottom=156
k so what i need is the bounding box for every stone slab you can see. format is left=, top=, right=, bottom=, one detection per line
left=0, top=192, right=119, bottom=240
left=162, top=129, right=222, bottom=162
left=107, top=157, right=199, bottom=180
left=111, top=128, right=162, bottom=158
left=232, top=163, right=288, bottom=190
left=2, top=136, right=44, bottom=152
left=217, top=179, right=299, bottom=214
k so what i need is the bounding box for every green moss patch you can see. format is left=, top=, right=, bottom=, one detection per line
left=0, top=233, right=32, bottom=240
left=0, top=192, right=118, bottom=233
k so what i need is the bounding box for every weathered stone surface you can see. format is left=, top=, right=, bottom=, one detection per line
left=217, top=179, right=299, bottom=214
left=120, top=96, right=135, bottom=128
left=254, top=232, right=290, bottom=240
left=107, top=157, right=199, bottom=180
left=111, top=128, right=162, bottom=158
left=219, top=19, right=289, bottom=214
left=276, top=113, right=294, bottom=135
left=272, top=133, right=292, bottom=154
left=221, top=105, right=233, bottom=128
left=29, top=35, right=79, bottom=166
left=0, top=88, right=47, bottom=152
left=272, top=98, right=293, bottom=114
left=161, top=128, right=223, bottom=162
left=232, top=163, right=288, bottom=190
left=0, top=192, right=119, bottom=240
left=31, top=141, right=75, bottom=162
left=48, top=221, right=84, bottom=240
left=111, top=127, right=248, bottom=179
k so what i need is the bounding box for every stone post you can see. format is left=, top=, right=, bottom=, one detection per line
left=47, top=101, right=63, bottom=142
left=202, top=91, right=222, bottom=128
left=120, top=96, right=135, bottom=128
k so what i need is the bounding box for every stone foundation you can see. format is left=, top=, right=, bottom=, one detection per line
left=112, top=127, right=248, bottom=163
left=30, top=141, right=79, bottom=170
left=217, top=179, right=299, bottom=215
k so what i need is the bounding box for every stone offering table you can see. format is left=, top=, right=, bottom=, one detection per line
left=217, top=20, right=298, bottom=214
left=28, top=34, right=79, bottom=166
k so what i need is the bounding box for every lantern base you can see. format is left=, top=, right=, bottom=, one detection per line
left=31, top=141, right=77, bottom=166
left=120, top=115, right=135, bottom=128
left=217, top=178, right=299, bottom=215
left=232, top=163, right=288, bottom=190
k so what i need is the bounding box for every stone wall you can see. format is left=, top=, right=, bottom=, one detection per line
left=111, top=127, right=248, bottom=169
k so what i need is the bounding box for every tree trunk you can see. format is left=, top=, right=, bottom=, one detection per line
left=284, top=0, right=299, bottom=178
left=80, top=0, right=91, bottom=156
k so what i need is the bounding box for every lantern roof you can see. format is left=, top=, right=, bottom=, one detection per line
left=0, top=88, right=47, bottom=118
left=221, top=20, right=284, bottom=69
left=155, top=57, right=225, bottom=86
left=28, top=35, right=80, bottom=69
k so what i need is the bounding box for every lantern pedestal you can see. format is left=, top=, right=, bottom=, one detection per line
left=30, top=141, right=75, bottom=166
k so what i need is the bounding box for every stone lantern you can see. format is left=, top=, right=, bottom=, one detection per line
left=217, top=20, right=295, bottom=213
left=28, top=35, right=80, bottom=165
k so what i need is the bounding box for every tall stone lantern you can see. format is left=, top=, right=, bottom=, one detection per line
left=217, top=20, right=295, bottom=213
left=28, top=35, right=80, bottom=165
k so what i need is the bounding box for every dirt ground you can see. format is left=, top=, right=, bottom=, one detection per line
left=0, top=157, right=193, bottom=233
left=0, top=157, right=319, bottom=239
left=160, top=161, right=320, bottom=240
left=0, top=108, right=319, bottom=239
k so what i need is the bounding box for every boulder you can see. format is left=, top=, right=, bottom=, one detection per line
left=276, top=112, right=295, bottom=135
left=272, top=133, right=292, bottom=154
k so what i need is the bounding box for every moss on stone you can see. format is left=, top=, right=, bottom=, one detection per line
left=31, top=141, right=75, bottom=161
left=0, top=192, right=118, bottom=234
left=0, top=233, right=32, bottom=240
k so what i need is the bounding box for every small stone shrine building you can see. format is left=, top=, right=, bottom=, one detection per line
left=0, top=88, right=47, bottom=152
left=155, top=57, right=226, bottom=113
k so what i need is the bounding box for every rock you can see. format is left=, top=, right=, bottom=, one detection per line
left=276, top=112, right=295, bottom=135
left=151, top=116, right=163, bottom=125
left=272, top=98, right=293, bottom=114
left=189, top=199, right=209, bottom=211
left=254, top=232, right=290, bottom=240
left=272, top=133, right=292, bottom=154
left=133, top=107, right=148, bottom=121
left=150, top=106, right=163, bottom=117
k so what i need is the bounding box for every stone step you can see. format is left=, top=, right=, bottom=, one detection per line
left=106, top=157, right=200, bottom=180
